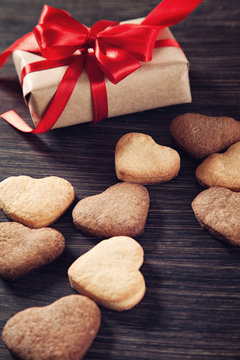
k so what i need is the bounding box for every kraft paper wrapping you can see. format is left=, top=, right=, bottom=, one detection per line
left=12, top=23, right=191, bottom=130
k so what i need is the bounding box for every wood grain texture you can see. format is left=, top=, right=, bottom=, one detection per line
left=0, top=0, right=240, bottom=359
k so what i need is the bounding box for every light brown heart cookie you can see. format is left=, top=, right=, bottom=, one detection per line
left=192, top=187, right=240, bottom=245
left=0, top=175, right=75, bottom=228
left=0, top=222, right=65, bottom=280
left=2, top=295, right=101, bottom=360
left=196, top=142, right=240, bottom=191
left=68, top=236, right=145, bottom=311
left=115, top=132, right=180, bottom=184
left=170, top=113, right=240, bottom=159
left=72, top=182, right=149, bottom=238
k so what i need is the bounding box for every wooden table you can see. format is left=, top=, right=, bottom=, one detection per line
left=0, top=0, right=240, bottom=359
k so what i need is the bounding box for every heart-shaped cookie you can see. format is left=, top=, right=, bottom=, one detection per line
left=192, top=187, right=240, bottom=245
left=2, top=295, right=101, bottom=360
left=170, top=113, right=240, bottom=159
left=0, top=175, right=75, bottom=228
left=196, top=141, right=240, bottom=191
left=115, top=132, right=180, bottom=184
left=0, top=222, right=65, bottom=280
left=68, top=236, right=146, bottom=311
left=72, top=182, right=149, bottom=238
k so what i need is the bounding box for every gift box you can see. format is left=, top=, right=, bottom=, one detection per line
left=12, top=25, right=190, bottom=130
left=0, top=1, right=203, bottom=134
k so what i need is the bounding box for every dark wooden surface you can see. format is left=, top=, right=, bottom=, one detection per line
left=0, top=0, right=240, bottom=359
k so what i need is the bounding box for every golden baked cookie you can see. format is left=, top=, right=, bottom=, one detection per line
left=196, top=141, right=240, bottom=191
left=68, top=236, right=146, bottom=311
left=115, top=132, right=180, bottom=184
left=0, top=175, right=75, bottom=228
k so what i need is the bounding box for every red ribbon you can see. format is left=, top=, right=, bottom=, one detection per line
left=0, top=0, right=203, bottom=134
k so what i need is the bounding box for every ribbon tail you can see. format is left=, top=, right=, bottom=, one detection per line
left=85, top=52, right=108, bottom=124
left=0, top=32, right=40, bottom=68
left=0, top=56, right=84, bottom=133
left=0, top=110, right=34, bottom=132
left=142, top=0, right=203, bottom=28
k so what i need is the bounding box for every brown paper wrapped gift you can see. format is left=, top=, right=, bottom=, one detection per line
left=12, top=23, right=191, bottom=130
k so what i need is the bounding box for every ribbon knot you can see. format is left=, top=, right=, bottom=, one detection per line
left=85, top=33, right=97, bottom=49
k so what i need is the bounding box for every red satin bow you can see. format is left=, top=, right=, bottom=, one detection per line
left=0, top=0, right=203, bottom=133
left=34, top=6, right=158, bottom=84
